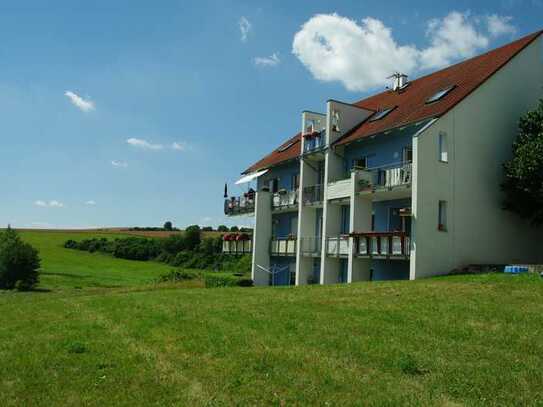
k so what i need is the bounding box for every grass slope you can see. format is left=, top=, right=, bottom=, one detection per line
left=1, top=273, right=542, bottom=406
left=19, top=230, right=175, bottom=290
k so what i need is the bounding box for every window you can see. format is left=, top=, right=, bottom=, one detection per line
left=439, top=132, right=448, bottom=162
left=438, top=201, right=448, bottom=231
left=426, top=85, right=456, bottom=104
left=369, top=106, right=395, bottom=122
left=277, top=141, right=294, bottom=152
left=402, top=147, right=413, bottom=164
left=353, top=156, right=368, bottom=169
left=291, top=174, right=300, bottom=190
left=269, top=178, right=279, bottom=193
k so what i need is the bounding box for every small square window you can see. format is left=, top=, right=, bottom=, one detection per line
left=353, top=157, right=368, bottom=169
left=438, top=201, right=448, bottom=231
left=439, top=132, right=448, bottom=163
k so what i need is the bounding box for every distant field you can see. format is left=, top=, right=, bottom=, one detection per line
left=18, top=230, right=178, bottom=290
left=0, top=273, right=542, bottom=406
left=17, top=227, right=223, bottom=239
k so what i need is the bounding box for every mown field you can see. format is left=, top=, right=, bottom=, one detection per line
left=18, top=230, right=179, bottom=290
left=1, top=231, right=542, bottom=406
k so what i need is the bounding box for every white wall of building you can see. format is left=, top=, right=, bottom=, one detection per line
left=412, top=36, right=543, bottom=279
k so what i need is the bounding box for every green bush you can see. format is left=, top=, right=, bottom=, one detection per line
left=204, top=272, right=253, bottom=288
left=0, top=227, right=41, bottom=291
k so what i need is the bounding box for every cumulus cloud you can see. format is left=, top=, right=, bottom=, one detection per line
left=486, top=14, right=516, bottom=37
left=111, top=160, right=128, bottom=168
left=239, top=16, right=251, bottom=42
left=254, top=53, right=281, bottom=67
left=34, top=200, right=64, bottom=208
left=419, top=12, right=489, bottom=69
left=64, top=91, right=95, bottom=112
left=85, top=200, right=96, bottom=206
left=126, top=138, right=164, bottom=150
left=292, top=11, right=517, bottom=91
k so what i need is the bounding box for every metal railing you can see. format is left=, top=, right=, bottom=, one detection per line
left=303, top=131, right=325, bottom=154
left=224, top=195, right=255, bottom=216
left=272, top=189, right=298, bottom=209
left=302, top=184, right=324, bottom=205
left=326, top=235, right=350, bottom=257
left=351, top=232, right=410, bottom=258
left=270, top=237, right=297, bottom=256
left=356, top=162, right=412, bottom=192
left=300, top=237, right=322, bottom=256
left=222, top=239, right=253, bottom=254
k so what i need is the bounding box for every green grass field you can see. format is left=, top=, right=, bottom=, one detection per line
left=18, top=230, right=177, bottom=290
left=1, top=231, right=542, bottom=405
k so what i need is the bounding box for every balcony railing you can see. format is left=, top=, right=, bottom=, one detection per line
left=224, top=195, right=255, bottom=216
left=270, top=237, right=297, bottom=256
left=357, top=163, right=412, bottom=192
left=223, top=239, right=252, bottom=255
left=326, top=235, right=350, bottom=257
left=303, top=131, right=325, bottom=154
left=351, top=232, right=410, bottom=258
left=272, top=189, right=298, bottom=210
left=302, top=184, right=324, bottom=205
left=300, top=237, right=322, bottom=256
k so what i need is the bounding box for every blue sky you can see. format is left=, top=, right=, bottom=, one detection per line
left=1, top=0, right=541, bottom=229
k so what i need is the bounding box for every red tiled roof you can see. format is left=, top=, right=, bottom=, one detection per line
left=243, top=133, right=301, bottom=174
left=244, top=30, right=542, bottom=173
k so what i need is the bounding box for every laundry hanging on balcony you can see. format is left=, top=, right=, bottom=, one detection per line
left=235, top=169, right=269, bottom=185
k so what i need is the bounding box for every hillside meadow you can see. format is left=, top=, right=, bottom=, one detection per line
left=0, top=230, right=541, bottom=405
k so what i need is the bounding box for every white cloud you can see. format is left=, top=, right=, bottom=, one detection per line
left=64, top=91, right=95, bottom=112
left=126, top=138, right=164, bottom=150
left=254, top=53, right=281, bottom=67
left=292, top=14, right=418, bottom=91
left=239, top=16, right=251, bottom=42
left=111, top=160, right=128, bottom=168
left=419, top=12, right=489, bottom=69
left=85, top=200, right=96, bottom=206
left=292, top=11, right=516, bottom=91
left=486, top=14, right=516, bottom=38
left=201, top=216, right=213, bottom=223
left=172, top=141, right=188, bottom=151
left=34, top=200, right=64, bottom=208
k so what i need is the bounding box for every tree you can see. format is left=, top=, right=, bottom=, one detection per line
left=230, top=226, right=239, bottom=232
left=502, top=99, right=543, bottom=225
left=163, top=221, right=173, bottom=231
left=217, top=225, right=228, bottom=232
left=184, top=225, right=201, bottom=251
left=201, top=226, right=213, bottom=232
left=0, top=226, right=41, bottom=290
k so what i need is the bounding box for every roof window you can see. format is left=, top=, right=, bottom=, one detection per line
left=277, top=141, right=295, bottom=152
left=369, top=106, right=395, bottom=122
left=426, top=85, right=456, bottom=104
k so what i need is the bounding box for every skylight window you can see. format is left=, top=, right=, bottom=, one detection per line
left=277, top=141, right=295, bottom=152
left=426, top=85, right=456, bottom=104
left=369, top=107, right=395, bottom=122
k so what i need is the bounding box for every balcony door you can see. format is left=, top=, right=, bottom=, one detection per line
left=389, top=207, right=411, bottom=234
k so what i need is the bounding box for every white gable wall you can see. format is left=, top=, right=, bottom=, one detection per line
left=412, top=35, right=543, bottom=279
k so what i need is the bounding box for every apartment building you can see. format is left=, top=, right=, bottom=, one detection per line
left=223, top=30, right=543, bottom=286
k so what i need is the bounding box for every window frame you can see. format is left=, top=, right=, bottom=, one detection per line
left=438, top=200, right=448, bottom=232
left=438, top=132, right=449, bottom=163
left=368, top=106, right=396, bottom=122
left=426, top=85, right=456, bottom=104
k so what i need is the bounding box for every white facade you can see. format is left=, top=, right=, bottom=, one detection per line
left=226, top=34, right=543, bottom=286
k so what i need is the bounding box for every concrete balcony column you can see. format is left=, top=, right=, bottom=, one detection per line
left=251, top=191, right=272, bottom=286
left=348, top=170, right=372, bottom=283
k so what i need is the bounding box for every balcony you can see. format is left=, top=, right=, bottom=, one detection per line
left=327, top=177, right=352, bottom=201
left=303, top=131, right=325, bottom=154
left=300, top=237, right=322, bottom=257
left=357, top=163, right=412, bottom=192
left=351, top=232, right=410, bottom=259
left=270, top=237, right=297, bottom=257
left=222, top=235, right=253, bottom=255
left=224, top=194, right=255, bottom=216
left=302, top=184, right=324, bottom=205
left=326, top=235, right=350, bottom=257
left=272, top=189, right=298, bottom=211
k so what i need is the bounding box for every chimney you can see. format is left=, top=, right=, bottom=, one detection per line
left=390, top=72, right=408, bottom=91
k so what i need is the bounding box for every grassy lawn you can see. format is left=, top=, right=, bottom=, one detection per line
left=18, top=230, right=177, bottom=290
left=0, top=272, right=542, bottom=406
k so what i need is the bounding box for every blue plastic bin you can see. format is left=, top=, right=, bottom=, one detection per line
left=504, top=265, right=529, bottom=274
